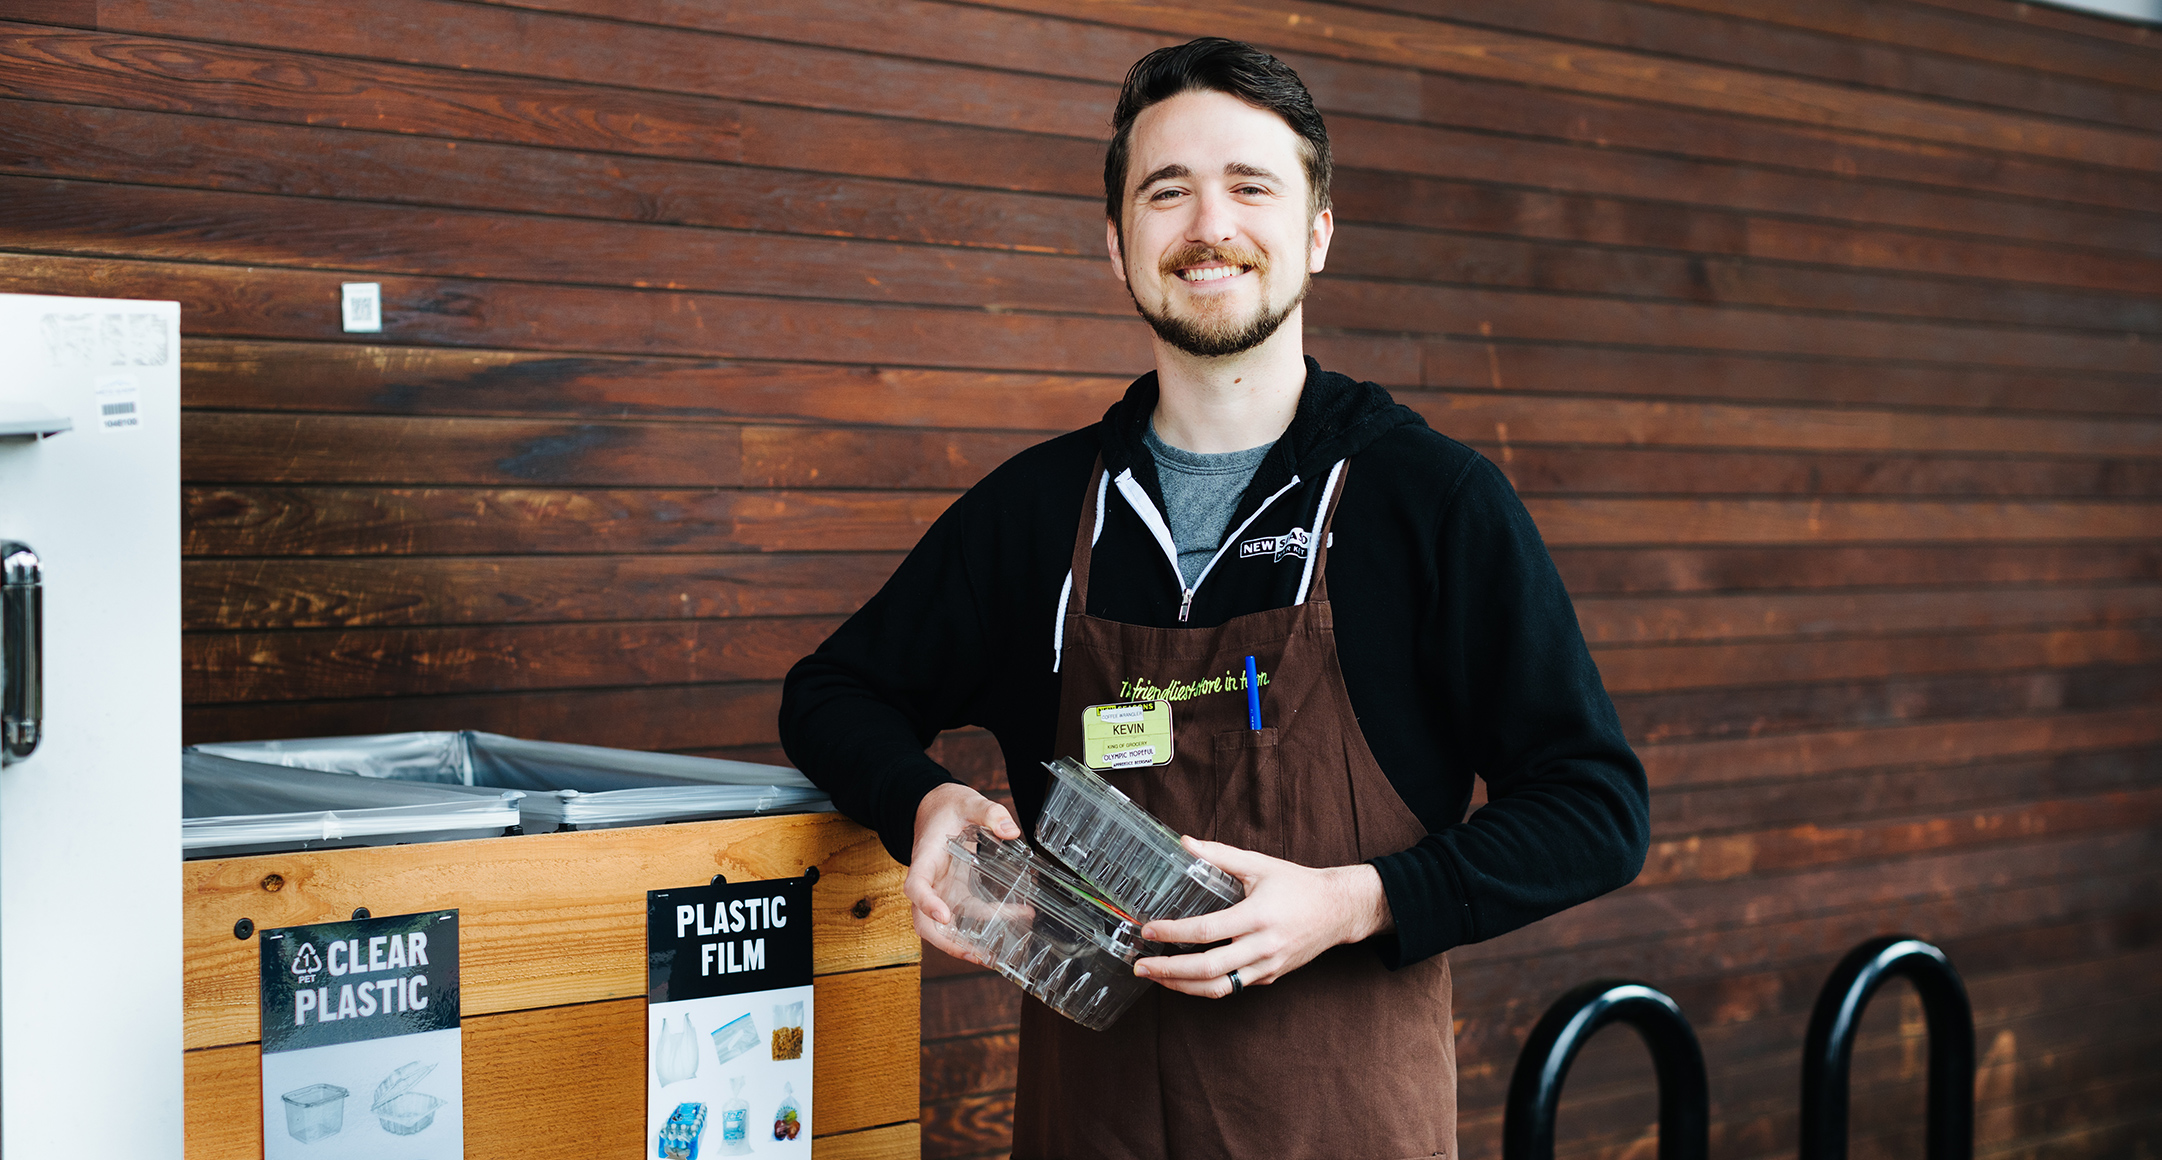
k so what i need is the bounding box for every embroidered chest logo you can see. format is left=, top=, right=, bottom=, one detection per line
left=1238, top=526, right=1310, bottom=563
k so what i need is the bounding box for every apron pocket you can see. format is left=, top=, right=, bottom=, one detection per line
left=1210, top=727, right=1283, bottom=859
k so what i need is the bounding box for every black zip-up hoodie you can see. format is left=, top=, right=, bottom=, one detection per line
left=781, top=359, right=1648, bottom=967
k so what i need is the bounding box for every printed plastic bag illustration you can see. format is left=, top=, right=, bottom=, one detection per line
left=771, top=1001, right=804, bottom=1060
left=772, top=1082, right=803, bottom=1141
left=655, top=1012, right=700, bottom=1086
left=710, top=1012, right=758, bottom=1066
left=659, top=1101, right=708, bottom=1160
left=717, top=1076, right=753, bottom=1155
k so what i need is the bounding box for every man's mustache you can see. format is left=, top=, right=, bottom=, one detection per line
left=1157, top=243, right=1267, bottom=279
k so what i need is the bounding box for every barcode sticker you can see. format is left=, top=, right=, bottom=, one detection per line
left=95, top=374, right=141, bottom=433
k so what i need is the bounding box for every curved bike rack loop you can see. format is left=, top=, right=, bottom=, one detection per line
left=1800, top=935, right=1974, bottom=1160
left=1503, top=979, right=1709, bottom=1160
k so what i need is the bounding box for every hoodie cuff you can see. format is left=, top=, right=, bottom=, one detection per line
left=1369, top=847, right=1474, bottom=970
left=873, top=756, right=962, bottom=866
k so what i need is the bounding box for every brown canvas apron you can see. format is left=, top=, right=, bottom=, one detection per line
left=1012, top=459, right=1457, bottom=1160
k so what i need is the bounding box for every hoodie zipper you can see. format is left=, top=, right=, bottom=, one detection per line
left=1114, top=470, right=1304, bottom=623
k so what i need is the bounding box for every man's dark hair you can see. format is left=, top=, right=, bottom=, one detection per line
left=1104, top=38, right=1331, bottom=230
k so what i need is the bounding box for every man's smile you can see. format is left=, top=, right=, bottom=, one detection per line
left=1177, top=263, right=1251, bottom=283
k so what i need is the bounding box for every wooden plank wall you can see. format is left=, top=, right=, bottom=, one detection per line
left=1, top=1, right=2156, bottom=1158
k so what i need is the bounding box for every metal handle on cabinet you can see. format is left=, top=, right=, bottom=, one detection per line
left=2, top=540, right=42, bottom=764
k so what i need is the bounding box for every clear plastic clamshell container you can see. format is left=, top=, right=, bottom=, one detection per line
left=934, top=825, right=1163, bottom=1031
left=372, top=1060, right=444, bottom=1136
left=1035, top=757, right=1245, bottom=923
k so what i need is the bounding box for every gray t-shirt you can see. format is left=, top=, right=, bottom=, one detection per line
left=1143, top=425, right=1276, bottom=587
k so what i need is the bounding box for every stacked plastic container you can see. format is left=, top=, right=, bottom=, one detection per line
left=931, top=758, right=1244, bottom=1030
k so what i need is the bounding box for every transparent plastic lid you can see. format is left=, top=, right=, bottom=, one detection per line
left=934, top=825, right=1161, bottom=1031
left=1035, top=757, right=1245, bottom=924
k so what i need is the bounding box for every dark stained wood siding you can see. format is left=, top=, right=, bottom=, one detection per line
left=3, top=0, right=2157, bottom=1156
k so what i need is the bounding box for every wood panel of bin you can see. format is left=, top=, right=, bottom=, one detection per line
left=180, top=811, right=918, bottom=1160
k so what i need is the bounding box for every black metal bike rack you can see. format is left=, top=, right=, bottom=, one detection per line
left=1800, top=935, right=1975, bottom=1160
left=1503, top=979, right=1710, bottom=1160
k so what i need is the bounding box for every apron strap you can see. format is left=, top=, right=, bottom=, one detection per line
left=1296, top=459, right=1351, bottom=605
left=1052, top=457, right=1109, bottom=673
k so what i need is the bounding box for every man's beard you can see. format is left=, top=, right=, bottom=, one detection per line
left=1128, top=242, right=1310, bottom=358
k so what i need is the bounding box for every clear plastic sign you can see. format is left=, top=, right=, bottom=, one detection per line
left=259, top=910, right=461, bottom=1159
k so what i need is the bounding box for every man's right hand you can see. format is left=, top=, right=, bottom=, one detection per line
left=904, top=781, right=1022, bottom=964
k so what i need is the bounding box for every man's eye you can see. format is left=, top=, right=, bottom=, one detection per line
left=1235, top=185, right=1268, bottom=196
left=1150, top=188, right=1185, bottom=201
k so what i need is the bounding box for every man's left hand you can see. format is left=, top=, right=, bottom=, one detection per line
left=1130, top=837, right=1393, bottom=998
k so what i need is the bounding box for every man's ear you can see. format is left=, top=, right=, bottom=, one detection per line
left=1105, top=217, right=1128, bottom=283
left=1307, top=207, right=1335, bottom=274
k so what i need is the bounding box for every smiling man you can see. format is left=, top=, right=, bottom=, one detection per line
left=781, top=38, right=1648, bottom=1159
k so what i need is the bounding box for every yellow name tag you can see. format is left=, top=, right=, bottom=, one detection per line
left=1082, top=700, right=1174, bottom=770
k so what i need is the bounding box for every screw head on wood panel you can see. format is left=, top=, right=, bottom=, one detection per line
left=711, top=873, right=728, bottom=886
left=351, top=907, right=370, bottom=920
left=260, top=874, right=284, bottom=892
left=234, top=918, right=254, bottom=940
left=804, top=866, right=820, bottom=886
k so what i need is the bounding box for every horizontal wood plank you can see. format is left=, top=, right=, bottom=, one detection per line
left=1635, top=787, right=2162, bottom=886
left=183, top=965, right=918, bottom=1159
left=176, top=486, right=2162, bottom=557
left=1550, top=543, right=2162, bottom=595
left=182, top=412, right=1044, bottom=489
left=1410, top=392, right=2162, bottom=458
left=183, top=682, right=787, bottom=750
left=178, top=341, right=1124, bottom=429
left=181, top=486, right=959, bottom=556
left=181, top=812, right=914, bottom=1049
left=1637, top=704, right=2162, bottom=789
left=1339, top=164, right=2162, bottom=297
left=1523, top=498, right=2162, bottom=546
left=1596, top=625, right=2162, bottom=695
left=169, top=337, right=2160, bottom=430
left=183, top=554, right=901, bottom=630
left=183, top=618, right=842, bottom=702
left=1615, top=660, right=2162, bottom=744
left=1485, top=445, right=2162, bottom=499
left=1576, top=584, right=2162, bottom=645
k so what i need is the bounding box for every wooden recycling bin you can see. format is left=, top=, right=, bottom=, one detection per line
left=181, top=811, right=920, bottom=1159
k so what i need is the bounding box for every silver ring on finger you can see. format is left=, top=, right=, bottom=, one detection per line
left=1227, top=968, right=1244, bottom=995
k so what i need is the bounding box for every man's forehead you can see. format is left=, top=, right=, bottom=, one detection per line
left=1127, top=90, right=1306, bottom=188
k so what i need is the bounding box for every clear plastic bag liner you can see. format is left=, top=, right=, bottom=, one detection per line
left=182, top=751, right=521, bottom=857
left=192, top=731, right=832, bottom=832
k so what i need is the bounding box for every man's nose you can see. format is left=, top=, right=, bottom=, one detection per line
left=1187, top=187, right=1239, bottom=247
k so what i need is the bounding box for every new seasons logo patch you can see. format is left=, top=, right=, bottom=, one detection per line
left=1239, top=526, right=1310, bottom=563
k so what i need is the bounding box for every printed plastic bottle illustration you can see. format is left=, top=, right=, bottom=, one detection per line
left=718, top=1076, right=753, bottom=1155
left=655, top=1013, right=701, bottom=1086
left=659, top=1101, right=708, bottom=1160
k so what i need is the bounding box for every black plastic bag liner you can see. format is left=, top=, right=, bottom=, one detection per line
left=183, top=751, right=524, bottom=859
left=189, top=731, right=833, bottom=832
